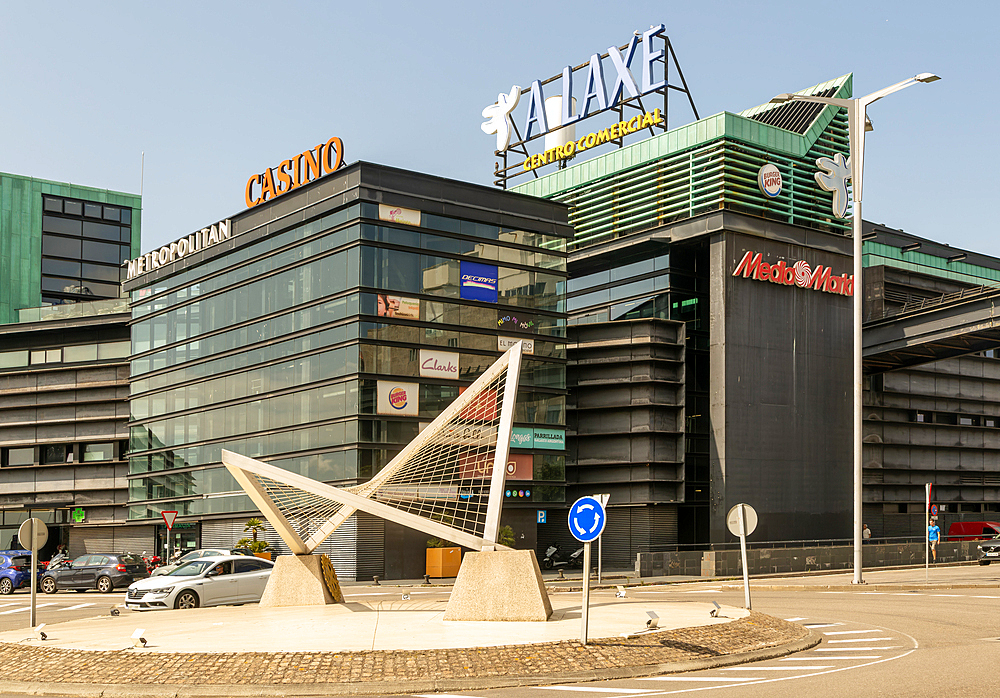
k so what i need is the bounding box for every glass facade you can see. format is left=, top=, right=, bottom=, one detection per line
left=126, top=182, right=568, bottom=525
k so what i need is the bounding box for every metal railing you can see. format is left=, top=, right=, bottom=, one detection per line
left=869, top=284, right=1000, bottom=322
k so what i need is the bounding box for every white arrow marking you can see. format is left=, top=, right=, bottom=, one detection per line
left=589, top=512, right=602, bottom=533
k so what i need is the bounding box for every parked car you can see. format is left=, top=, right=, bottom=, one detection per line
left=150, top=548, right=254, bottom=577
left=0, top=553, right=43, bottom=595
left=40, top=553, right=148, bottom=593
left=977, top=534, right=1000, bottom=565
left=125, top=555, right=274, bottom=610
left=946, top=521, right=1000, bottom=541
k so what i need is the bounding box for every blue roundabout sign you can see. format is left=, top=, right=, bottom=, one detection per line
left=568, top=496, right=607, bottom=543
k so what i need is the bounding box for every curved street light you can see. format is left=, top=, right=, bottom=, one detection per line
left=770, top=73, right=940, bottom=585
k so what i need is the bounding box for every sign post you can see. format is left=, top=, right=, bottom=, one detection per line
left=925, top=483, right=932, bottom=583
left=162, top=511, right=178, bottom=564
left=726, top=503, right=757, bottom=610
left=596, top=493, right=610, bottom=585
left=18, top=518, right=48, bottom=628
left=569, top=495, right=607, bottom=645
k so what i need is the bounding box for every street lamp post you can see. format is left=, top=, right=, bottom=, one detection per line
left=770, top=73, right=939, bottom=585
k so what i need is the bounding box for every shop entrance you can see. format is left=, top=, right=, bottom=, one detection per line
left=157, top=523, right=199, bottom=562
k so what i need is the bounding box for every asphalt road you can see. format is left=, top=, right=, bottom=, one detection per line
left=0, top=590, right=127, bottom=633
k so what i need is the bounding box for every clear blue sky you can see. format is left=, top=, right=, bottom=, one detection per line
left=2, top=1, right=994, bottom=256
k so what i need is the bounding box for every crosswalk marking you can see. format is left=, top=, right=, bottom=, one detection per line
left=971, top=595, right=1000, bottom=598
left=803, top=622, right=843, bottom=628
left=721, top=666, right=833, bottom=671
left=784, top=616, right=807, bottom=621
left=826, top=638, right=893, bottom=643
left=413, top=694, right=486, bottom=698
left=824, top=629, right=882, bottom=635
left=0, top=602, right=56, bottom=614
left=59, top=603, right=95, bottom=611
left=535, top=687, right=658, bottom=693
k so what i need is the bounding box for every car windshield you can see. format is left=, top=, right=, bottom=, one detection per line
left=178, top=551, right=202, bottom=563
left=119, top=553, right=143, bottom=564
left=167, top=560, right=216, bottom=576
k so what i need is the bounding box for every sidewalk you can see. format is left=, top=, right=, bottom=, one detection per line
left=0, top=586, right=812, bottom=697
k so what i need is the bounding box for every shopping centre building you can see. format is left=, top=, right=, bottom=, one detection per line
left=122, top=160, right=570, bottom=579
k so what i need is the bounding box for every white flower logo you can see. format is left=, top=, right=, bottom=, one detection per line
left=815, top=153, right=852, bottom=219
left=481, top=86, right=521, bottom=153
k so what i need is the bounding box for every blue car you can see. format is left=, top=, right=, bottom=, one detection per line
left=0, top=552, right=41, bottom=595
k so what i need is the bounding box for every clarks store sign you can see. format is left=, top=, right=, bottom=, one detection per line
left=732, top=251, right=853, bottom=297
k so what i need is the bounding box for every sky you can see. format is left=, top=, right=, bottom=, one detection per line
left=2, top=1, right=995, bottom=257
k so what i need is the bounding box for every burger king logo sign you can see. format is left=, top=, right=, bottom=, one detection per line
left=758, top=164, right=782, bottom=198
left=377, top=380, right=419, bottom=416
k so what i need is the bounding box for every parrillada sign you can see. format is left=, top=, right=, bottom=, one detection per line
left=732, top=251, right=853, bottom=297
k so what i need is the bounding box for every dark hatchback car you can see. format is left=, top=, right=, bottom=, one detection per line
left=977, top=535, right=1000, bottom=565
left=40, top=553, right=148, bottom=593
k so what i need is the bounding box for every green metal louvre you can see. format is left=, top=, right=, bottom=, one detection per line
left=513, top=75, right=855, bottom=251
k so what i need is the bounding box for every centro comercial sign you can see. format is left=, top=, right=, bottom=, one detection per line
left=732, top=251, right=853, bottom=297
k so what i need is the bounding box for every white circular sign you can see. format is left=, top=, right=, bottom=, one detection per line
left=726, top=503, right=758, bottom=537
left=18, top=518, right=49, bottom=550
left=758, top=164, right=782, bottom=198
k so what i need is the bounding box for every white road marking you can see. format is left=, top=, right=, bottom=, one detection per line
left=971, top=595, right=1000, bottom=598
left=413, top=694, right=488, bottom=698
left=803, top=623, right=843, bottom=628
left=0, top=603, right=18, bottom=609
left=784, top=616, right=807, bottom=621
left=815, top=646, right=902, bottom=651
left=680, top=589, right=722, bottom=593
left=824, top=629, right=882, bottom=635
left=721, top=666, right=833, bottom=671
left=930, top=594, right=963, bottom=597
left=825, top=638, right=893, bottom=643
left=535, top=688, right=658, bottom=693
left=639, top=676, right=757, bottom=682
left=0, top=603, right=56, bottom=614
left=818, top=591, right=847, bottom=594
left=778, top=654, right=882, bottom=662
left=59, top=603, right=95, bottom=611
left=892, top=593, right=920, bottom=596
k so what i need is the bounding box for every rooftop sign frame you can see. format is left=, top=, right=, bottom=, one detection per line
left=485, top=25, right=699, bottom=189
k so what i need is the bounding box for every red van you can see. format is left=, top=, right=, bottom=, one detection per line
left=946, top=521, right=1000, bottom=541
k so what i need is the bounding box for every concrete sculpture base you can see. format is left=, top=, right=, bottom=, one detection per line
left=259, top=554, right=344, bottom=607
left=443, top=549, right=552, bottom=621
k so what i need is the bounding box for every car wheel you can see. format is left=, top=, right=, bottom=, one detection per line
left=0, top=578, right=13, bottom=595
left=41, top=577, right=57, bottom=594
left=175, top=590, right=199, bottom=610
left=542, top=559, right=553, bottom=570
left=97, top=576, right=114, bottom=593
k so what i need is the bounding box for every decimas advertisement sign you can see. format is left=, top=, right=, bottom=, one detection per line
left=377, top=380, right=419, bottom=416
left=419, top=349, right=459, bottom=379
left=460, top=261, right=498, bottom=303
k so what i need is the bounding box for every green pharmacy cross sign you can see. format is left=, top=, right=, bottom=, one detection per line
left=71, top=508, right=85, bottom=523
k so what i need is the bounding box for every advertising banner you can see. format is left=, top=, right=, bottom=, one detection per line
left=532, top=428, right=565, bottom=450
left=498, top=312, right=536, bottom=332
left=510, top=427, right=534, bottom=449
left=460, top=260, right=499, bottom=303
left=459, top=387, right=498, bottom=421
left=419, top=349, right=459, bottom=379
left=378, top=204, right=421, bottom=227
left=505, top=453, right=534, bottom=480
left=377, top=294, right=420, bottom=319
left=498, top=336, right=534, bottom=354
left=376, top=380, right=419, bottom=416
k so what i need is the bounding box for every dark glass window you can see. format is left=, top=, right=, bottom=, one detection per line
left=42, top=216, right=82, bottom=236
left=42, top=276, right=87, bottom=294
left=82, top=263, right=121, bottom=283
left=82, top=240, right=122, bottom=264
left=42, top=236, right=82, bottom=258
left=84, top=203, right=102, bottom=218
left=121, top=208, right=132, bottom=225
left=83, top=221, right=121, bottom=241
left=103, top=206, right=120, bottom=222
left=64, top=200, right=83, bottom=216
left=42, top=259, right=82, bottom=277
left=43, top=197, right=62, bottom=213
left=41, top=444, right=71, bottom=464
left=6, top=447, right=34, bottom=466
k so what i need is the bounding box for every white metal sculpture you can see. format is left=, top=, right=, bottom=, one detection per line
left=222, top=341, right=525, bottom=554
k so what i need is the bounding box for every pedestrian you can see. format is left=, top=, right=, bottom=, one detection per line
left=928, top=519, right=941, bottom=562
left=862, top=524, right=872, bottom=542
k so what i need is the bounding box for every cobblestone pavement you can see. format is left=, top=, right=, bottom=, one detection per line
left=0, top=612, right=809, bottom=693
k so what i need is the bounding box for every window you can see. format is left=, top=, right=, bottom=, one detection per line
left=4, top=448, right=34, bottom=466
left=83, top=443, right=114, bottom=462
left=41, top=444, right=72, bottom=464
left=0, top=350, right=29, bottom=368
left=29, top=349, right=62, bottom=365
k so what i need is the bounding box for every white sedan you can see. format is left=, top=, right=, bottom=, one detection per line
left=125, top=555, right=273, bottom=610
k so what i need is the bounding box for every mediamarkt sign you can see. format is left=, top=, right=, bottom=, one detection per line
left=732, top=251, right=853, bottom=297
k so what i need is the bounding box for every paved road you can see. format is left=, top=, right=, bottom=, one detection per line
left=0, top=591, right=127, bottom=632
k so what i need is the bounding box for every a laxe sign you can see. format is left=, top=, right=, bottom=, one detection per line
left=733, top=251, right=853, bottom=297
left=482, top=24, right=669, bottom=153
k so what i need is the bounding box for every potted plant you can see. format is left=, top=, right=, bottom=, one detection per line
left=238, top=517, right=272, bottom=560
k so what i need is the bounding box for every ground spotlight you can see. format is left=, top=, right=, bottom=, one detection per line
left=131, top=628, right=147, bottom=648
left=645, top=611, right=659, bottom=629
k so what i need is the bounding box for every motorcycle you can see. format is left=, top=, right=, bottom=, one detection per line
left=541, top=544, right=585, bottom=570
left=141, top=552, right=162, bottom=574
